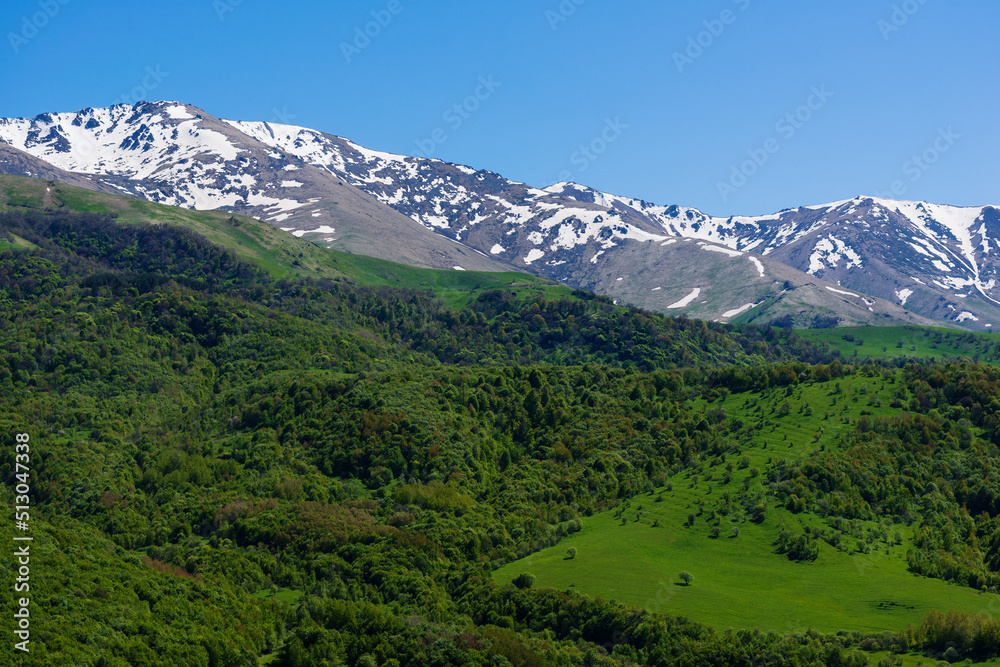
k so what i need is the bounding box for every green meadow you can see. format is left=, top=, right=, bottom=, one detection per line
left=797, top=325, right=1000, bottom=364
left=323, top=250, right=574, bottom=307
left=495, top=372, right=1000, bottom=635
left=494, top=495, right=995, bottom=634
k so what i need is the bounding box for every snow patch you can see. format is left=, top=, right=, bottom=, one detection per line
left=667, top=288, right=701, bottom=309
left=699, top=243, right=742, bottom=258
left=808, top=235, right=863, bottom=275
left=291, top=225, right=336, bottom=237
left=523, top=249, right=545, bottom=265
left=955, top=311, right=979, bottom=323
left=722, top=302, right=759, bottom=318
left=825, top=286, right=861, bottom=298
left=895, top=288, right=914, bottom=306
left=490, top=244, right=505, bottom=255
left=165, top=105, right=194, bottom=120
left=748, top=257, right=765, bottom=277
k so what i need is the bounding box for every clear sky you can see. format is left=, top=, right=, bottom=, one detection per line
left=1, top=0, right=996, bottom=216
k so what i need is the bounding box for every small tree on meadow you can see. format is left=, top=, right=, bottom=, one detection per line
left=566, top=547, right=577, bottom=559
left=679, top=571, right=694, bottom=586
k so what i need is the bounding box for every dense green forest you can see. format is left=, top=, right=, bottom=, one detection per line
left=2, top=180, right=1000, bottom=666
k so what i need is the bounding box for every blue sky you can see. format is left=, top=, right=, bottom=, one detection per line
left=1, top=0, right=996, bottom=216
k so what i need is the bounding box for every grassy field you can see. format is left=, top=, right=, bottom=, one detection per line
left=494, top=374, right=1000, bottom=636
left=494, top=499, right=994, bottom=634
left=796, top=325, right=1000, bottom=364
left=325, top=250, right=574, bottom=308
left=0, top=231, right=37, bottom=251
left=868, top=652, right=1000, bottom=667
left=252, top=586, right=305, bottom=606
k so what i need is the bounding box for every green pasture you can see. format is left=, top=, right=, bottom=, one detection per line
left=796, top=325, right=1000, bottom=363
left=495, top=374, right=1000, bottom=635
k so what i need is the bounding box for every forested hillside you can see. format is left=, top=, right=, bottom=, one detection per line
left=2, top=189, right=1000, bottom=666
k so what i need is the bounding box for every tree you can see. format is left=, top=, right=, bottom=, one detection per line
left=512, top=573, right=536, bottom=589
left=679, top=571, right=694, bottom=586
left=566, top=547, right=577, bottom=559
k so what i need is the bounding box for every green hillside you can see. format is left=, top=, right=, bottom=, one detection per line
left=495, top=372, right=998, bottom=634
left=2, top=176, right=1000, bottom=666
left=797, top=325, right=1000, bottom=363
left=317, top=250, right=575, bottom=309
left=0, top=173, right=572, bottom=309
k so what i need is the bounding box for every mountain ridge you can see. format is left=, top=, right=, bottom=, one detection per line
left=1, top=101, right=995, bottom=329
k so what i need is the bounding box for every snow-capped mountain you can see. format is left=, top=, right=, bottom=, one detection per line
left=221, top=115, right=1000, bottom=329
left=0, top=102, right=504, bottom=271
left=546, top=186, right=1000, bottom=329
left=0, top=101, right=995, bottom=329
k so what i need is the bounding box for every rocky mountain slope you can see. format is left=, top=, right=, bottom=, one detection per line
left=1, top=101, right=994, bottom=329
